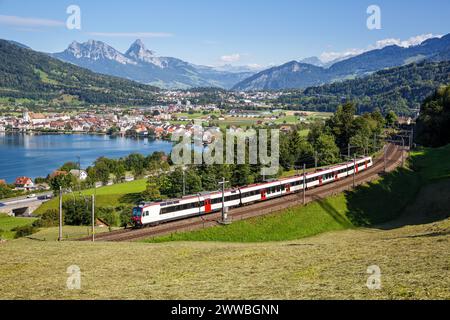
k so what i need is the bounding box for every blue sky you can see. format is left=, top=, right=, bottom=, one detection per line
left=1, top=0, right=449, bottom=67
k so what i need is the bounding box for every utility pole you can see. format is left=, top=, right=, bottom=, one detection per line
left=401, top=137, right=405, bottom=168
left=348, top=143, right=351, bottom=159
left=218, top=177, right=230, bottom=225
left=303, top=164, right=306, bottom=205
left=91, top=194, right=95, bottom=242
left=77, top=155, right=81, bottom=195
left=353, top=158, right=356, bottom=188
left=182, top=168, right=186, bottom=196
left=314, top=151, right=318, bottom=171
left=373, top=134, right=376, bottom=153
left=58, top=186, right=62, bottom=242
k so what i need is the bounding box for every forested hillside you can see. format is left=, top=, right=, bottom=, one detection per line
left=276, top=61, right=450, bottom=115
left=415, top=84, right=450, bottom=147
left=0, top=40, right=159, bottom=105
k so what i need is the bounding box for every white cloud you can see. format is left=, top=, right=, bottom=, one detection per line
left=0, top=14, right=64, bottom=27
left=370, top=33, right=440, bottom=50
left=319, top=33, right=442, bottom=63
left=220, top=53, right=241, bottom=63
left=86, top=32, right=174, bottom=38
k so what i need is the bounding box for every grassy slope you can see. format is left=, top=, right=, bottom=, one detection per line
left=34, top=179, right=147, bottom=215
left=0, top=145, right=449, bottom=299
left=0, top=217, right=448, bottom=299
left=30, top=226, right=115, bottom=242
left=145, top=144, right=450, bottom=243
left=0, top=215, right=37, bottom=240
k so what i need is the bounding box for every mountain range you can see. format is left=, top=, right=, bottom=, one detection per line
left=0, top=39, right=158, bottom=105
left=232, top=33, right=450, bottom=91
left=50, top=34, right=450, bottom=91
left=53, top=40, right=256, bottom=90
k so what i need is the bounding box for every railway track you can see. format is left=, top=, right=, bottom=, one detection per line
left=79, top=143, right=404, bottom=242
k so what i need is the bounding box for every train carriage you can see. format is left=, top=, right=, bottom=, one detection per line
left=202, top=189, right=241, bottom=213
left=133, top=195, right=202, bottom=226
left=239, top=180, right=284, bottom=205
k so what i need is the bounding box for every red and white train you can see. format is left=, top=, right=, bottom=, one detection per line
left=132, top=156, right=373, bottom=226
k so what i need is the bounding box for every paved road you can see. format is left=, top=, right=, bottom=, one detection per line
left=0, top=191, right=53, bottom=204
left=0, top=192, right=53, bottom=215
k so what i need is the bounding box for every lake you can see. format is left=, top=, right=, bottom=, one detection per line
left=0, top=133, right=173, bottom=183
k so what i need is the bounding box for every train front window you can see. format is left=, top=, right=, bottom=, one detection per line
left=132, top=208, right=142, bottom=217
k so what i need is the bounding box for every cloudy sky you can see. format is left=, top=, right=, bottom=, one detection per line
left=0, top=0, right=449, bottom=67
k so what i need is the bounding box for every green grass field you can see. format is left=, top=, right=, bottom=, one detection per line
left=30, top=225, right=115, bottom=241
left=145, top=144, right=450, bottom=243
left=34, top=179, right=147, bottom=215
left=0, top=216, right=448, bottom=299
left=0, top=215, right=37, bottom=240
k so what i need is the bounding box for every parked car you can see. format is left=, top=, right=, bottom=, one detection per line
left=38, top=194, right=53, bottom=200
left=26, top=194, right=36, bottom=199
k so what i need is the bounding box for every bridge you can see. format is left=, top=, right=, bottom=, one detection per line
left=0, top=194, right=52, bottom=217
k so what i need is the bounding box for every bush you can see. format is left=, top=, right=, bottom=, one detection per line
left=63, top=198, right=92, bottom=226
left=117, top=205, right=133, bottom=228
left=97, top=207, right=120, bottom=227
left=33, top=209, right=60, bottom=227
left=12, top=225, right=38, bottom=239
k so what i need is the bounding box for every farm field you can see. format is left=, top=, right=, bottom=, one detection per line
left=0, top=216, right=448, bottom=299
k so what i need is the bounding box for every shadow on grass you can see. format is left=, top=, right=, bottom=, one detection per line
left=118, top=193, right=142, bottom=205
left=311, top=195, right=353, bottom=228
left=344, top=147, right=450, bottom=230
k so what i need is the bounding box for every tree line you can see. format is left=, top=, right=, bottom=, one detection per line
left=415, top=84, right=450, bottom=147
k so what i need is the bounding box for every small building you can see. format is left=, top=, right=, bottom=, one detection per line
left=69, top=169, right=88, bottom=181
left=279, top=125, right=293, bottom=133
left=15, top=177, right=34, bottom=191
left=50, top=171, right=68, bottom=178
left=35, top=183, right=50, bottom=191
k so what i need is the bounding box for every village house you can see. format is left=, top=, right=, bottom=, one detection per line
left=50, top=170, right=68, bottom=178
left=69, top=169, right=88, bottom=181
left=25, top=112, right=48, bottom=125
left=280, top=125, right=293, bottom=133
left=14, top=177, right=34, bottom=191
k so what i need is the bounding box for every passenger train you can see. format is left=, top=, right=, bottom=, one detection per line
left=132, top=156, right=373, bottom=227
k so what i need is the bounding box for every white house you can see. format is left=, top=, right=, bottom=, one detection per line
left=69, top=169, right=88, bottom=181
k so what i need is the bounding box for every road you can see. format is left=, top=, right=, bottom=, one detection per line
left=0, top=192, right=53, bottom=216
